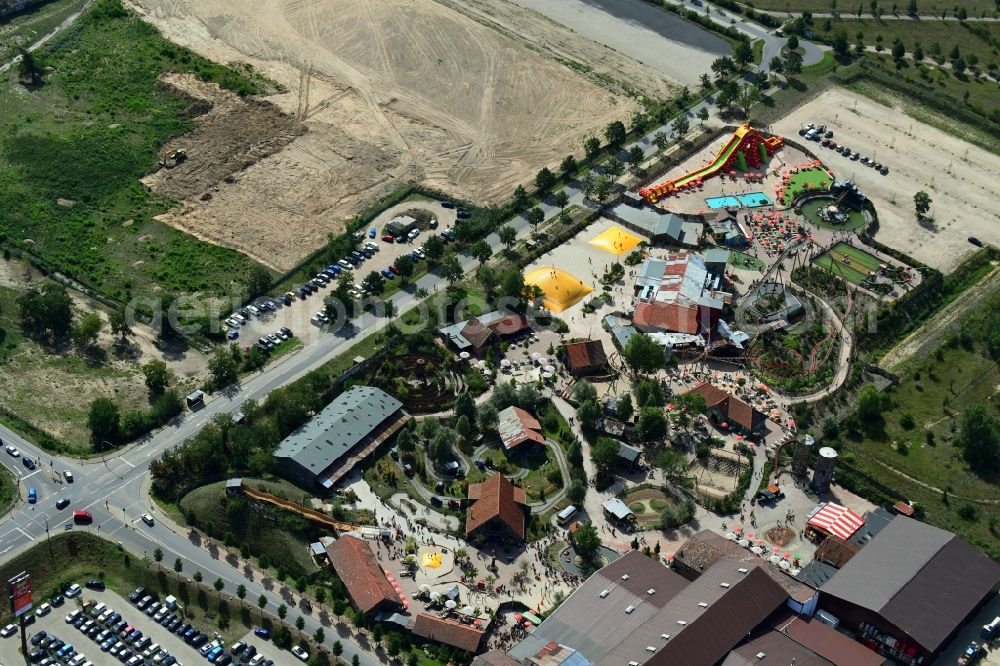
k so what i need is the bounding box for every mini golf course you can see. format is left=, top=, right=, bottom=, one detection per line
left=813, top=242, right=882, bottom=286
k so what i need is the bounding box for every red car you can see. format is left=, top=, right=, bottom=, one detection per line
left=389, top=265, right=400, bottom=275
left=73, top=510, right=93, bottom=524
left=381, top=234, right=394, bottom=243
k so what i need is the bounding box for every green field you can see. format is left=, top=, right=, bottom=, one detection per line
left=746, top=0, right=997, bottom=16
left=0, top=0, right=91, bottom=63
left=0, top=464, right=15, bottom=515
left=835, top=242, right=881, bottom=270
left=799, top=197, right=867, bottom=231
left=814, top=252, right=869, bottom=285
left=781, top=167, right=833, bottom=204
left=728, top=250, right=766, bottom=271
left=0, top=0, right=271, bottom=303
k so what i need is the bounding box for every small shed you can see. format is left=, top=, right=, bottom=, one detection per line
left=602, top=497, right=635, bottom=523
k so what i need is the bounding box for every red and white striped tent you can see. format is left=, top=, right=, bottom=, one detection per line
left=807, top=502, right=864, bottom=540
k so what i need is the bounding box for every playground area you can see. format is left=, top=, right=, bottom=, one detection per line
left=524, top=267, right=593, bottom=313
left=771, top=87, right=1000, bottom=272
left=588, top=225, right=644, bottom=255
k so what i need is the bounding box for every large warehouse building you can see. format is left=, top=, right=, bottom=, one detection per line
left=273, top=385, right=409, bottom=489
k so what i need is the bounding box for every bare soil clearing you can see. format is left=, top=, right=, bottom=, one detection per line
left=771, top=88, right=1000, bottom=273
left=127, top=0, right=648, bottom=271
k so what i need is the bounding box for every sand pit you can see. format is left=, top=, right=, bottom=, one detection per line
left=127, top=0, right=648, bottom=271
left=771, top=88, right=1000, bottom=273
left=524, top=266, right=593, bottom=313
left=589, top=225, right=644, bottom=255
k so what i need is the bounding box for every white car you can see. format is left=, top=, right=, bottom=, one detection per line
left=65, top=583, right=82, bottom=598
left=291, top=646, right=308, bottom=662
left=1, top=623, right=17, bottom=637
left=64, top=470, right=74, bottom=482
left=35, top=603, right=52, bottom=617
left=5, top=445, right=20, bottom=457
left=65, top=609, right=81, bottom=623
left=249, top=655, right=265, bottom=666
left=141, top=513, right=154, bottom=526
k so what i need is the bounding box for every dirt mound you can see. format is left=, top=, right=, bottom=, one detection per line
left=143, top=73, right=305, bottom=202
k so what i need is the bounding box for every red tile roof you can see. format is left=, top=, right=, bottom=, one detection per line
left=893, top=501, right=915, bottom=516
left=466, top=473, right=528, bottom=539
left=632, top=301, right=699, bottom=334
left=325, top=535, right=402, bottom=614
left=563, top=340, right=607, bottom=373
left=686, top=382, right=766, bottom=431
left=497, top=406, right=545, bottom=450
left=412, top=614, right=485, bottom=653
left=487, top=314, right=529, bottom=337
left=687, top=381, right=729, bottom=408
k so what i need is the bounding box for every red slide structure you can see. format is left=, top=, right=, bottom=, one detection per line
left=640, top=123, right=783, bottom=203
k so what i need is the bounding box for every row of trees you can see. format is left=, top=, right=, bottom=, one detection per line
left=17, top=282, right=134, bottom=349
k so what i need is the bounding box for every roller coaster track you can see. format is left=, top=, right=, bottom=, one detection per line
left=240, top=484, right=368, bottom=535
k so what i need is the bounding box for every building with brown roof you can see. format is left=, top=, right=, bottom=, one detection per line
left=508, top=550, right=790, bottom=666
left=673, top=530, right=818, bottom=613
left=632, top=301, right=700, bottom=335
left=471, top=649, right=521, bottom=666
left=813, top=536, right=860, bottom=569
left=412, top=614, right=485, bottom=654
left=325, top=535, right=402, bottom=616
left=497, top=406, right=545, bottom=453
left=466, top=473, right=528, bottom=541
left=439, top=310, right=531, bottom=355
left=562, top=340, right=608, bottom=375
left=684, top=381, right=767, bottom=435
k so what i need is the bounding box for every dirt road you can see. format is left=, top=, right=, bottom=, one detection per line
left=128, top=0, right=650, bottom=271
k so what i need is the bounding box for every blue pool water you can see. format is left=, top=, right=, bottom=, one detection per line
left=705, top=195, right=741, bottom=209
left=704, top=192, right=772, bottom=209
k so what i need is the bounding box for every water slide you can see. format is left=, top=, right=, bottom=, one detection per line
left=240, top=483, right=368, bottom=534
left=640, top=124, right=783, bottom=203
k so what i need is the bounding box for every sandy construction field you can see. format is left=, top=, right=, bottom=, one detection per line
left=771, top=88, right=1000, bottom=273
left=127, top=0, right=665, bottom=271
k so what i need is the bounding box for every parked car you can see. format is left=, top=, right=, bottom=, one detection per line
left=380, top=268, right=395, bottom=279
left=382, top=234, right=395, bottom=243
left=252, top=627, right=270, bottom=641
left=1, top=623, right=17, bottom=637
left=84, top=579, right=104, bottom=591
left=968, top=236, right=983, bottom=247
left=65, top=584, right=81, bottom=599
left=291, top=646, right=309, bottom=662
left=441, top=200, right=455, bottom=208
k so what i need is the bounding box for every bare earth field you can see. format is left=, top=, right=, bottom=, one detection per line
left=771, top=88, right=1000, bottom=273
left=127, top=0, right=657, bottom=271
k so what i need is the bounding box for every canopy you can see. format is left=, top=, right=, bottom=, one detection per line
left=808, top=502, right=864, bottom=540
left=523, top=612, right=543, bottom=624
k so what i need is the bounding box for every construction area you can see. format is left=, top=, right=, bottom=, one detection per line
left=125, top=0, right=664, bottom=271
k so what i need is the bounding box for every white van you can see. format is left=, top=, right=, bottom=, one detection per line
left=90, top=602, right=106, bottom=617
left=247, top=305, right=261, bottom=317
left=557, top=506, right=577, bottom=525
left=142, top=643, right=160, bottom=659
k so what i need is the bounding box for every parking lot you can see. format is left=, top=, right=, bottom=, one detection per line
left=229, top=201, right=458, bottom=348
left=1, top=586, right=301, bottom=666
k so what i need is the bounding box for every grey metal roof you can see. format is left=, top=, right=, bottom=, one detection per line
left=602, top=498, right=634, bottom=520
left=820, top=516, right=951, bottom=613
left=610, top=205, right=702, bottom=245
left=274, top=386, right=402, bottom=475
left=618, top=442, right=641, bottom=463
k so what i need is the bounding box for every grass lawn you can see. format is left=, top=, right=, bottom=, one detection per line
left=814, top=253, right=869, bottom=285
left=728, top=251, right=765, bottom=271
left=0, top=533, right=249, bottom=640
left=835, top=242, right=882, bottom=270
left=0, top=0, right=271, bottom=303
left=176, top=478, right=320, bottom=579
left=781, top=167, right=832, bottom=204
left=840, top=343, right=1000, bottom=556
left=0, top=464, right=15, bottom=515
left=0, top=0, right=91, bottom=63
left=746, top=0, right=997, bottom=16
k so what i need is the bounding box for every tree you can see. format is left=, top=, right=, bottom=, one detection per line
left=17, top=48, right=43, bottom=86
left=512, top=185, right=530, bottom=212
left=535, top=167, right=556, bottom=191
left=636, top=380, right=665, bottom=408
left=734, top=40, right=754, bottom=68
left=571, top=380, right=598, bottom=405
left=396, top=428, right=415, bottom=454
left=109, top=309, right=133, bottom=342
left=959, top=405, right=1000, bottom=474
left=332, top=642, right=343, bottom=658
left=193, top=571, right=203, bottom=583
left=699, top=73, right=712, bottom=91
left=153, top=548, right=163, bottom=562
left=711, top=56, right=735, bottom=81
left=247, top=264, right=272, bottom=299
left=526, top=207, right=545, bottom=232
left=580, top=171, right=597, bottom=199
left=956, top=5, right=967, bottom=20
left=784, top=50, right=803, bottom=75
left=583, top=136, right=601, bottom=157
left=617, top=393, right=634, bottom=421
left=258, top=595, right=267, bottom=611
left=787, top=34, right=800, bottom=51
left=209, top=346, right=240, bottom=388
left=768, top=55, right=786, bottom=77
left=856, top=384, right=884, bottom=421
left=604, top=157, right=625, bottom=180
left=499, top=269, right=526, bottom=301
left=88, top=397, right=120, bottom=443
left=593, top=175, right=613, bottom=203
left=657, top=449, right=686, bottom=480
left=591, top=437, right=621, bottom=479
left=478, top=403, right=499, bottom=431
left=440, top=256, right=463, bottom=285
left=236, top=584, right=247, bottom=605
left=891, top=38, right=905, bottom=61
left=430, top=429, right=455, bottom=464
left=295, top=616, right=305, bottom=631
left=18, top=283, right=73, bottom=339
left=71, top=312, right=102, bottom=349
left=696, top=107, right=710, bottom=124
left=671, top=114, right=690, bottom=139
left=278, top=603, right=288, bottom=620
left=470, top=240, right=493, bottom=264
left=638, top=408, right=668, bottom=442
left=361, top=270, right=384, bottom=296
left=560, top=154, right=578, bottom=175
left=652, top=131, right=670, bottom=151
left=623, top=333, right=665, bottom=375
left=603, top=120, right=627, bottom=146
left=213, top=577, right=225, bottom=597
left=553, top=190, right=569, bottom=209
left=626, top=146, right=645, bottom=173
left=572, top=522, right=601, bottom=562
left=736, top=83, right=762, bottom=118
left=952, top=56, right=966, bottom=75
left=907, top=0, right=917, bottom=13
left=566, top=480, right=586, bottom=504
left=913, top=190, right=932, bottom=217
left=423, top=234, right=445, bottom=262
left=455, top=393, right=476, bottom=425
left=832, top=31, right=851, bottom=57
left=455, top=415, right=472, bottom=441
left=174, top=557, right=183, bottom=574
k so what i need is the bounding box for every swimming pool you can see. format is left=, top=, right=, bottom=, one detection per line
left=705, top=192, right=773, bottom=209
